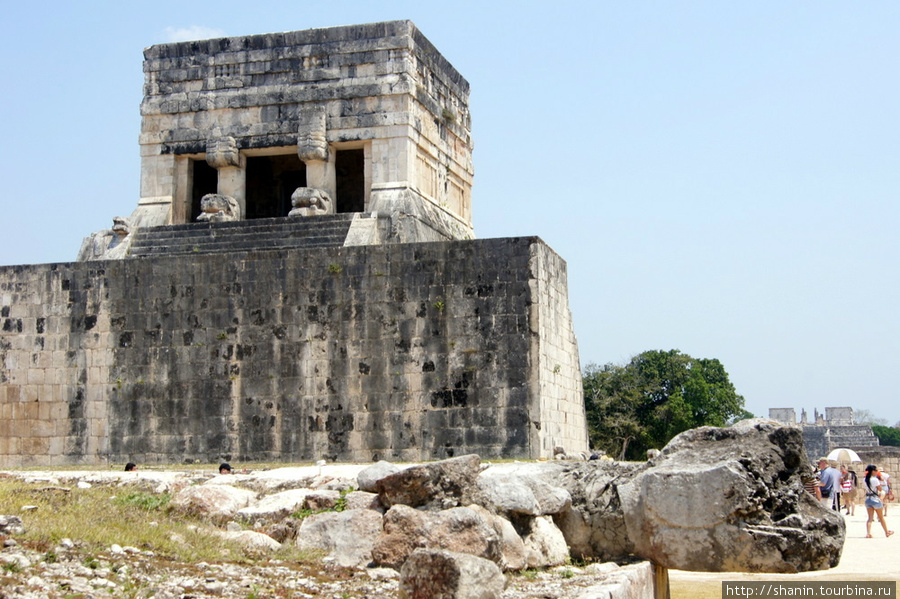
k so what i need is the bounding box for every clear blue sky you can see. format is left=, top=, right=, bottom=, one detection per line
left=2, top=2, right=897, bottom=426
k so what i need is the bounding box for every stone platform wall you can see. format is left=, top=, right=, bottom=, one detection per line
left=0, top=237, right=587, bottom=466
left=857, top=447, right=900, bottom=479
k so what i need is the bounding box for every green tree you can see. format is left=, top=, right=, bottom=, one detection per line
left=728, top=409, right=756, bottom=425
left=871, top=425, right=900, bottom=447
left=583, top=350, right=745, bottom=460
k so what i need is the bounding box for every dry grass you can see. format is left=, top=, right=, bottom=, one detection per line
left=0, top=478, right=317, bottom=565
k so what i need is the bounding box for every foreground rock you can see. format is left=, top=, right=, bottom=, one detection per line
left=399, top=548, right=506, bottom=599
left=551, top=419, right=845, bottom=572
left=0, top=418, right=844, bottom=593
left=373, top=505, right=502, bottom=569
left=296, top=509, right=384, bottom=568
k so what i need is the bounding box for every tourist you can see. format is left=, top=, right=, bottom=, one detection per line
left=124, top=462, right=137, bottom=472
left=219, top=463, right=233, bottom=475
left=862, top=464, right=894, bottom=538
left=818, top=458, right=841, bottom=511
left=803, top=465, right=822, bottom=501
left=841, top=466, right=858, bottom=516
left=881, top=470, right=893, bottom=515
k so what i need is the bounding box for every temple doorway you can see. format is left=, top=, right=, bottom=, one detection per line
left=245, top=155, right=307, bottom=219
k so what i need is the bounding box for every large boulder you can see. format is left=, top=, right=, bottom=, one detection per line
left=296, top=509, right=384, bottom=568
left=520, top=516, right=569, bottom=568
left=467, top=505, right=527, bottom=571
left=376, top=454, right=481, bottom=510
left=399, top=549, right=506, bottom=599
left=171, top=485, right=257, bottom=524
left=552, top=419, right=845, bottom=572
left=372, top=505, right=501, bottom=569
left=474, top=472, right=571, bottom=516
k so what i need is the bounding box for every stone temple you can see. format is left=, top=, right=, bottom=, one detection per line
left=0, top=21, right=588, bottom=466
left=768, top=406, right=879, bottom=459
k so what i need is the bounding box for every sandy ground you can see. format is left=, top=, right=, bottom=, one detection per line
left=669, top=507, right=900, bottom=597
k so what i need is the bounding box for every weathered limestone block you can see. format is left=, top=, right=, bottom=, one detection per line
left=372, top=505, right=501, bottom=569
left=297, top=106, right=328, bottom=163
left=295, top=509, right=384, bottom=568
left=399, top=548, right=506, bottom=599
left=235, top=489, right=312, bottom=523
left=474, top=471, right=571, bottom=516
left=215, top=530, right=281, bottom=553
left=170, top=485, right=257, bottom=524
left=551, top=419, right=845, bottom=572
left=375, top=454, right=481, bottom=510
left=520, top=515, right=569, bottom=569
left=344, top=490, right=384, bottom=512
left=577, top=562, right=655, bottom=599
left=467, top=505, right=526, bottom=572
left=288, top=187, right=333, bottom=217
left=357, top=460, right=402, bottom=492
left=196, top=194, right=241, bottom=222
left=302, top=489, right=341, bottom=511
left=205, top=137, right=243, bottom=169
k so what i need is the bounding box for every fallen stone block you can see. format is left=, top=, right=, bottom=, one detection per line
left=376, top=454, right=481, bottom=510
left=296, top=508, right=384, bottom=568
left=398, top=548, right=506, bottom=599
left=372, top=504, right=501, bottom=569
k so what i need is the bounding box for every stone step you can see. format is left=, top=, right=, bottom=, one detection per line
left=129, top=223, right=352, bottom=248
left=130, top=215, right=353, bottom=241
left=128, top=215, right=355, bottom=257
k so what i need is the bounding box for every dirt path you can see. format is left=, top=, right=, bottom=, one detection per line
left=669, top=510, right=900, bottom=598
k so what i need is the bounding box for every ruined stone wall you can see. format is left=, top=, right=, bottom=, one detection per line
left=857, top=447, right=900, bottom=478
left=0, top=237, right=586, bottom=467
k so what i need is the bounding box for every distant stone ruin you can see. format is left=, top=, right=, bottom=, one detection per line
left=768, top=406, right=879, bottom=459
left=0, top=21, right=587, bottom=467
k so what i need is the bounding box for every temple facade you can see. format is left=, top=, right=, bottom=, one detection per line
left=1, top=22, right=589, bottom=466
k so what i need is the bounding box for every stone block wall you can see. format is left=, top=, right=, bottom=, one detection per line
left=0, top=237, right=587, bottom=466
left=857, top=447, right=900, bottom=478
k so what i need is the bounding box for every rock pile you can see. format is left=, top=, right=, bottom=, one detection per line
left=0, top=420, right=845, bottom=598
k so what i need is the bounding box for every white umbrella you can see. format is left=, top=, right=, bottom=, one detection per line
left=827, top=448, right=862, bottom=463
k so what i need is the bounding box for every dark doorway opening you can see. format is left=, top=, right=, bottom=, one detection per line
left=190, top=159, right=218, bottom=222
left=335, top=149, right=365, bottom=213
left=246, top=155, right=307, bottom=219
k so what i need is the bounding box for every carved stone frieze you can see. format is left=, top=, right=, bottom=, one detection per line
left=206, top=137, right=243, bottom=169
left=297, top=107, right=328, bottom=163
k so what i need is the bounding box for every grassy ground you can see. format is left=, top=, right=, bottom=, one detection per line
left=0, top=477, right=316, bottom=565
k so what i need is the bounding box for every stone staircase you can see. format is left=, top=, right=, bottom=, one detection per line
left=127, top=214, right=356, bottom=257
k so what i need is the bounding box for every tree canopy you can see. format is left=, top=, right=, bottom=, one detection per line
left=583, top=349, right=746, bottom=461
left=871, top=425, right=900, bottom=447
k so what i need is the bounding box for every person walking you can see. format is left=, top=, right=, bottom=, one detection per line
left=881, top=470, right=893, bottom=515
left=862, top=464, right=894, bottom=538
left=841, top=465, right=858, bottom=516
left=818, top=458, right=841, bottom=511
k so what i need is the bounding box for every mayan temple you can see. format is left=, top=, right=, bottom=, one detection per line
left=0, top=21, right=588, bottom=466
